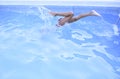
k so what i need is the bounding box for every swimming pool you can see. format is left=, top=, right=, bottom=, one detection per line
left=0, top=5, right=120, bottom=79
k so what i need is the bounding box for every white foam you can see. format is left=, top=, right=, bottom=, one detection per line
left=113, top=24, right=119, bottom=36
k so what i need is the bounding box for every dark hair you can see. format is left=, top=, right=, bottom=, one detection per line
left=58, top=18, right=62, bottom=21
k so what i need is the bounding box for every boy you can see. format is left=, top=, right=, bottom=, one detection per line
left=49, top=10, right=101, bottom=27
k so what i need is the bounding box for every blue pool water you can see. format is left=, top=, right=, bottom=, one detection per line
left=0, top=5, right=120, bottom=79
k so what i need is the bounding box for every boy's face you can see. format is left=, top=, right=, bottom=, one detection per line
left=58, top=18, right=65, bottom=26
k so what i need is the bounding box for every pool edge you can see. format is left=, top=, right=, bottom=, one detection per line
left=0, top=1, right=120, bottom=7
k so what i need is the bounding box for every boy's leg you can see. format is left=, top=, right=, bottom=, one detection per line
left=76, top=10, right=101, bottom=19
left=68, top=10, right=101, bottom=23
left=49, top=11, right=73, bottom=17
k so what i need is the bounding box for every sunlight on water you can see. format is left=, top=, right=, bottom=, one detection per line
left=0, top=6, right=120, bottom=79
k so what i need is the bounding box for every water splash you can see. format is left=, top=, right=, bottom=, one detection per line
left=0, top=6, right=120, bottom=79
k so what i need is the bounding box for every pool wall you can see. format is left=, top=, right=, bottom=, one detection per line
left=0, top=1, right=120, bottom=7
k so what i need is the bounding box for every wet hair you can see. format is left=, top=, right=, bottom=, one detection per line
left=58, top=18, right=62, bottom=21
left=57, top=18, right=64, bottom=26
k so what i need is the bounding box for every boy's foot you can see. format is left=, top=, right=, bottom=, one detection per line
left=90, top=10, right=101, bottom=16
left=49, top=12, right=57, bottom=16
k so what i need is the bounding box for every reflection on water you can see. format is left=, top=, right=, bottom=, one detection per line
left=0, top=5, right=120, bottom=79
